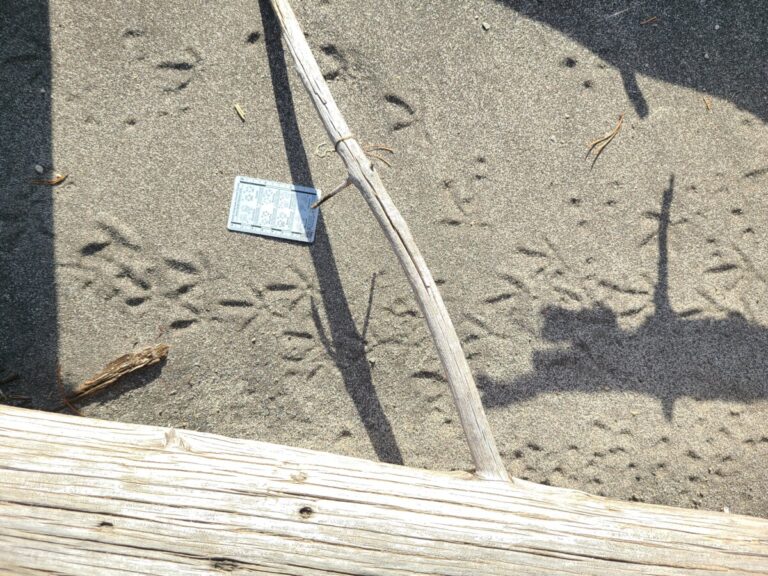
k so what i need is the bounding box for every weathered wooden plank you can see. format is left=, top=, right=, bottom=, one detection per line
left=1, top=406, right=766, bottom=575
left=266, top=0, right=508, bottom=480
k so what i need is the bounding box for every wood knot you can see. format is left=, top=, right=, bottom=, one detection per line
left=299, top=506, right=314, bottom=519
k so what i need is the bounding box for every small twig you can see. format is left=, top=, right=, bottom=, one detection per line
left=640, top=16, right=658, bottom=25
left=309, top=296, right=336, bottom=360
left=360, top=272, right=378, bottom=345
left=56, top=363, right=82, bottom=416
left=364, top=144, right=395, bottom=155
left=606, top=6, right=632, bottom=18
left=0, top=372, right=19, bottom=387
left=365, top=151, right=392, bottom=168
left=66, top=344, right=170, bottom=404
left=271, top=0, right=508, bottom=480
left=311, top=177, right=352, bottom=209
left=363, top=144, right=395, bottom=168
left=586, top=113, right=624, bottom=167
left=0, top=390, right=30, bottom=406
left=703, top=96, right=712, bottom=112
left=317, top=142, right=395, bottom=166
left=234, top=103, right=246, bottom=122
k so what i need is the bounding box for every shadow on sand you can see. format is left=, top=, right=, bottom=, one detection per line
left=258, top=0, right=403, bottom=464
left=479, top=175, right=768, bottom=419
left=497, top=1, right=768, bottom=121
left=0, top=1, right=57, bottom=409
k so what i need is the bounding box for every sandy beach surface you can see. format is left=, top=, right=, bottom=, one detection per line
left=2, top=0, right=767, bottom=517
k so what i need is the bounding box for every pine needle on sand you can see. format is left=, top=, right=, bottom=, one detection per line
left=587, top=113, right=624, bottom=168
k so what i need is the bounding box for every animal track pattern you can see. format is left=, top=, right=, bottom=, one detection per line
left=499, top=235, right=657, bottom=316
left=318, top=43, right=348, bottom=81
left=465, top=237, right=597, bottom=348
left=313, top=41, right=371, bottom=83
left=240, top=267, right=336, bottom=380
left=63, top=219, right=256, bottom=332
left=384, top=93, right=416, bottom=132
left=438, top=156, right=493, bottom=226
left=499, top=416, right=759, bottom=510
left=121, top=27, right=201, bottom=95
left=157, top=47, right=202, bottom=93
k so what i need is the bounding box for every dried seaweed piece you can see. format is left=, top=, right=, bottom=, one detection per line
left=586, top=114, right=623, bottom=168
left=67, top=344, right=169, bottom=403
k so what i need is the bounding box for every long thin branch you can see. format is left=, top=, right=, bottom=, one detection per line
left=268, top=0, right=508, bottom=480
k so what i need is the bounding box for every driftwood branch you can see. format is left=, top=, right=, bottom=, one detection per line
left=268, top=0, right=507, bottom=481
left=66, top=344, right=169, bottom=403
left=2, top=406, right=767, bottom=575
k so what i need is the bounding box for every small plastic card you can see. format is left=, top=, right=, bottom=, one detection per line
left=228, top=176, right=320, bottom=243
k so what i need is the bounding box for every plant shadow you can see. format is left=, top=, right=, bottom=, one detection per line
left=258, top=0, right=403, bottom=464
left=479, top=175, right=768, bottom=419
left=497, top=1, right=768, bottom=120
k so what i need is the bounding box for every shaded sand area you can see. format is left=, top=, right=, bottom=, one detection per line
left=2, top=1, right=767, bottom=515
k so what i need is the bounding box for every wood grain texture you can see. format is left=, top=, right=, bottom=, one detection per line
left=1, top=406, right=766, bottom=575
left=268, top=0, right=507, bottom=481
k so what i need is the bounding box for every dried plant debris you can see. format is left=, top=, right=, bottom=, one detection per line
left=56, top=363, right=81, bottom=416
left=0, top=371, right=19, bottom=387
left=0, top=368, right=26, bottom=406
left=312, top=177, right=351, bottom=209
left=66, top=344, right=169, bottom=404
left=234, top=103, right=246, bottom=122
left=31, top=173, right=68, bottom=186
left=703, top=96, right=713, bottom=112
left=0, top=390, right=30, bottom=406
left=363, top=144, right=395, bottom=168
left=586, top=113, right=623, bottom=167
left=315, top=142, right=334, bottom=158
left=315, top=140, right=395, bottom=165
